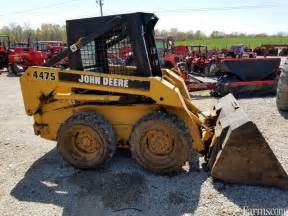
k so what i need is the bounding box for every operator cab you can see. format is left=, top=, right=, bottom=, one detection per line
left=66, top=12, right=162, bottom=77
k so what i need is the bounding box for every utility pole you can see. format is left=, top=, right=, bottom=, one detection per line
left=96, top=0, right=104, bottom=16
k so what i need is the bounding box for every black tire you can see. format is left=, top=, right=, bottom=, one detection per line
left=57, top=112, right=116, bottom=169
left=190, top=63, right=196, bottom=73
left=277, top=65, right=288, bottom=111
left=0, top=53, right=6, bottom=69
left=8, top=64, right=15, bottom=75
left=204, top=63, right=219, bottom=77
left=129, top=111, right=193, bottom=173
left=8, top=63, right=21, bottom=76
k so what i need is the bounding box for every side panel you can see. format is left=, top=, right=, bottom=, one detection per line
left=34, top=103, right=204, bottom=152
left=34, top=104, right=159, bottom=144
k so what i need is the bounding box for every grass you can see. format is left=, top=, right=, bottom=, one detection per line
left=176, top=36, right=288, bottom=49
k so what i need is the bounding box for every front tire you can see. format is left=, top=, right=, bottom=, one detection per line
left=57, top=112, right=116, bottom=169
left=129, top=111, right=193, bottom=173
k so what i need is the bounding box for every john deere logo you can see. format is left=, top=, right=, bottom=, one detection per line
left=78, top=74, right=129, bottom=88
left=58, top=72, right=150, bottom=90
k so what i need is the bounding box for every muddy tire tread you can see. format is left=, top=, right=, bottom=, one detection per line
left=57, top=112, right=116, bottom=168
left=129, top=111, right=193, bottom=173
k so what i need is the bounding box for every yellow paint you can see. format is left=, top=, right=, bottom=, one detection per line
left=20, top=66, right=216, bottom=152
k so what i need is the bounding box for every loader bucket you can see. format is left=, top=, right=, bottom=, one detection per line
left=208, top=94, right=288, bottom=189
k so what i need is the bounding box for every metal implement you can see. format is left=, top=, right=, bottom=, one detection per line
left=208, top=94, right=288, bottom=189
left=220, top=58, right=281, bottom=81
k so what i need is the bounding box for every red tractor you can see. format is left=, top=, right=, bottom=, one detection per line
left=154, top=38, right=220, bottom=76
left=187, top=45, right=209, bottom=73
left=35, top=40, right=65, bottom=57
left=153, top=38, right=280, bottom=97
left=189, top=45, right=257, bottom=77
left=107, top=41, right=134, bottom=66
left=7, top=42, right=46, bottom=75
left=155, top=36, right=189, bottom=68
left=34, top=41, right=68, bottom=68
left=0, top=35, right=10, bottom=70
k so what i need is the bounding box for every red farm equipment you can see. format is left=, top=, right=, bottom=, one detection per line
left=153, top=37, right=279, bottom=97
left=35, top=40, right=66, bottom=57
left=186, top=58, right=281, bottom=97
left=213, top=44, right=256, bottom=69
left=107, top=42, right=134, bottom=66
left=213, top=58, right=281, bottom=96
left=224, top=44, right=256, bottom=59
left=155, top=36, right=189, bottom=68
left=187, top=45, right=210, bottom=74
left=186, top=46, right=227, bottom=77
left=99, top=34, right=280, bottom=98
left=254, top=44, right=288, bottom=57
left=34, top=40, right=68, bottom=68
left=7, top=41, right=46, bottom=75
left=189, top=44, right=257, bottom=77
left=155, top=37, right=211, bottom=73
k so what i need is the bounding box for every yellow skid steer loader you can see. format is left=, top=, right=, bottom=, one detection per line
left=20, top=13, right=288, bottom=189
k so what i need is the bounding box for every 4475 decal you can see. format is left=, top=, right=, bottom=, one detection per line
left=33, top=71, right=56, bottom=80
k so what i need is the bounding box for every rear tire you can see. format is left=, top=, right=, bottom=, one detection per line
left=8, top=64, right=15, bottom=75
left=205, top=63, right=218, bottom=77
left=129, top=111, right=193, bottom=173
left=276, top=66, right=288, bottom=111
left=57, top=112, right=116, bottom=169
left=8, top=63, right=21, bottom=76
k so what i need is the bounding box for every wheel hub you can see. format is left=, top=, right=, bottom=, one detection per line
left=74, top=129, right=100, bottom=154
left=146, top=130, right=173, bottom=155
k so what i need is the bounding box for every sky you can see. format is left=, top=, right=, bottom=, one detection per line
left=0, top=0, right=287, bottom=35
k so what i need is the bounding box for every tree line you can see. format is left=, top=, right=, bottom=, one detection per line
left=1, top=23, right=287, bottom=43
left=0, top=24, right=66, bottom=43
left=156, top=28, right=288, bottom=41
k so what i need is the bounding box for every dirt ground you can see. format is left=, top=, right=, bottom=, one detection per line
left=0, top=73, right=288, bottom=216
